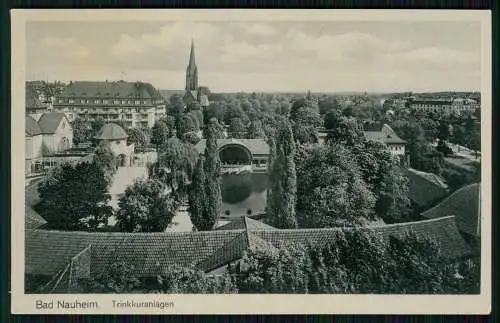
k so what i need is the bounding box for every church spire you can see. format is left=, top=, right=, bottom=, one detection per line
left=185, top=39, right=198, bottom=91
left=188, top=39, right=196, bottom=72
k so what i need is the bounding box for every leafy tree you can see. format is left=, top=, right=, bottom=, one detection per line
left=71, top=117, right=90, bottom=145
left=153, top=137, right=199, bottom=201
left=35, top=162, right=113, bottom=231
left=151, top=119, right=171, bottom=150
left=91, top=116, right=105, bottom=137
left=127, top=128, right=148, bottom=150
left=350, top=140, right=411, bottom=222
left=318, top=97, right=340, bottom=116
left=204, top=117, right=226, bottom=139
left=453, top=125, right=466, bottom=146
left=296, top=144, right=376, bottom=227
left=247, top=119, right=266, bottom=139
left=291, top=107, right=322, bottom=144
left=438, top=121, right=450, bottom=140
left=203, top=102, right=226, bottom=124
left=202, top=122, right=222, bottom=230
left=81, top=261, right=142, bottom=293
left=179, top=114, right=198, bottom=138
left=158, top=265, right=236, bottom=293
left=93, top=142, right=117, bottom=184
left=325, top=116, right=363, bottom=146
left=116, top=179, right=179, bottom=232
left=436, top=140, right=453, bottom=156
left=266, top=118, right=298, bottom=229
left=229, top=117, right=246, bottom=139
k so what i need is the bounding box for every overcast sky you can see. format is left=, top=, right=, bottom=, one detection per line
left=26, top=20, right=481, bottom=93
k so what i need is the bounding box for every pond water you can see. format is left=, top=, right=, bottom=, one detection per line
left=221, top=172, right=268, bottom=218
left=167, top=171, right=269, bottom=232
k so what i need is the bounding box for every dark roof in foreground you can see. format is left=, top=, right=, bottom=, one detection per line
left=194, top=138, right=269, bottom=155
left=25, top=116, right=41, bottom=136
left=93, top=123, right=128, bottom=140
left=37, top=113, right=66, bottom=134
left=25, top=216, right=472, bottom=283
left=407, top=168, right=449, bottom=208
left=421, top=183, right=481, bottom=238
left=25, top=204, right=47, bottom=229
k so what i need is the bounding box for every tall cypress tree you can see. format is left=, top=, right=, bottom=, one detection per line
left=188, top=156, right=208, bottom=231
left=266, top=119, right=298, bottom=229
left=202, top=122, right=222, bottom=230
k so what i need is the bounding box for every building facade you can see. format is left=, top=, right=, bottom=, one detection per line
left=363, top=123, right=406, bottom=157
left=25, top=113, right=74, bottom=176
left=53, top=81, right=166, bottom=128
left=408, top=97, right=479, bottom=115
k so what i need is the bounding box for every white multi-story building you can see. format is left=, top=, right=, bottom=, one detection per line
left=409, top=97, right=479, bottom=115
left=52, top=80, right=166, bottom=128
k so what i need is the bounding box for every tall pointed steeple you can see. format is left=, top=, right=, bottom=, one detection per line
left=188, top=39, right=196, bottom=71
left=185, top=39, right=198, bottom=91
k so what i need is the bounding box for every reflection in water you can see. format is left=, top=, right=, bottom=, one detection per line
left=168, top=172, right=269, bottom=232
left=221, top=172, right=268, bottom=217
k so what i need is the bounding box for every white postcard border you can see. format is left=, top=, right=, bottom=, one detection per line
left=11, top=9, right=492, bottom=315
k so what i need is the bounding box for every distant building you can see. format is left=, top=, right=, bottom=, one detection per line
left=194, top=138, right=270, bottom=171
left=408, top=97, right=479, bottom=115
left=53, top=80, right=166, bottom=128
left=93, top=123, right=135, bottom=167
left=25, top=112, right=74, bottom=175
left=363, top=123, right=406, bottom=156
left=183, top=41, right=210, bottom=109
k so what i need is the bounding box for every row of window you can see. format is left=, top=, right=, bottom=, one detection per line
left=59, top=99, right=164, bottom=105
left=55, top=107, right=155, bottom=114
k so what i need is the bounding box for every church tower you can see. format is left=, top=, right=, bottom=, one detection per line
left=185, top=40, right=198, bottom=91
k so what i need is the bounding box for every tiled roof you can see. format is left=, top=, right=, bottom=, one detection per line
left=25, top=229, right=245, bottom=277
left=25, top=216, right=472, bottom=280
left=421, top=183, right=481, bottom=238
left=25, top=116, right=41, bottom=136
left=25, top=204, right=47, bottom=229
left=195, top=139, right=269, bottom=155
left=216, top=217, right=276, bottom=231
left=93, top=123, right=128, bottom=140
left=407, top=168, right=449, bottom=208
left=364, top=123, right=406, bottom=145
left=58, top=81, right=162, bottom=99
left=37, top=113, right=66, bottom=134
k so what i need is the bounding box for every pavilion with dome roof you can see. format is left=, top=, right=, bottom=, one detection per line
left=93, top=123, right=135, bottom=166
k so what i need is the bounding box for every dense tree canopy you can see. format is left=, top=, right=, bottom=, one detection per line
left=35, top=161, right=113, bottom=231
left=151, top=137, right=199, bottom=200
left=116, top=179, right=179, bottom=232
left=296, top=144, right=377, bottom=227
left=71, top=117, right=91, bottom=145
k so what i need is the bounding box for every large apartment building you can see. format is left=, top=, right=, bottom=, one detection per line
left=52, top=81, right=166, bottom=128
left=408, top=97, right=479, bottom=115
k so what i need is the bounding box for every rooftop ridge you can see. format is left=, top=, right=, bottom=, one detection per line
left=26, top=216, right=457, bottom=237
